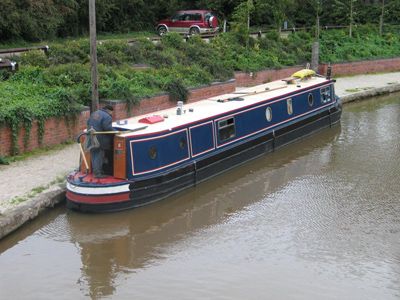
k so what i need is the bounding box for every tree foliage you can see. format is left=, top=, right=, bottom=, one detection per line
left=230, top=0, right=255, bottom=47
left=1, top=0, right=400, bottom=43
left=268, top=0, right=295, bottom=37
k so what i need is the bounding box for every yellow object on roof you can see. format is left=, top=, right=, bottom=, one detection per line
left=292, top=69, right=316, bottom=78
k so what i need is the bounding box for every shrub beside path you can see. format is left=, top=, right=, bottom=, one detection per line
left=0, top=72, right=400, bottom=239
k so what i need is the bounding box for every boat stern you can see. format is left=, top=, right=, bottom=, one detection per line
left=66, top=171, right=132, bottom=213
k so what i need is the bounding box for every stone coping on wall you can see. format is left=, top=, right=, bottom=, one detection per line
left=319, top=57, right=400, bottom=76
left=319, top=56, right=400, bottom=65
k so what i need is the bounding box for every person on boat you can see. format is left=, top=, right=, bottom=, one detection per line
left=87, top=105, right=116, bottom=178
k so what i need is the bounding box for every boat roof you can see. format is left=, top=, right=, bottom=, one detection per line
left=114, top=74, right=332, bottom=138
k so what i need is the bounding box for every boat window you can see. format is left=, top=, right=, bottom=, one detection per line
left=308, top=93, right=314, bottom=106
left=148, top=145, right=157, bottom=160
left=218, top=117, right=236, bottom=142
left=266, top=107, right=272, bottom=122
left=321, top=86, right=331, bottom=104
left=179, top=137, right=186, bottom=150
left=287, top=98, right=293, bottom=115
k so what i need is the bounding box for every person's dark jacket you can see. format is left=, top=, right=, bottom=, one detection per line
left=87, top=108, right=115, bottom=150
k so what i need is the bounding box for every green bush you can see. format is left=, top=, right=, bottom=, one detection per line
left=0, top=69, right=12, bottom=81
left=48, top=40, right=90, bottom=65
left=44, top=63, right=91, bottom=87
left=160, top=32, right=185, bottom=49
left=144, top=50, right=174, bottom=68
left=123, top=43, right=143, bottom=64
left=135, top=37, right=156, bottom=53
left=164, top=78, right=189, bottom=103
left=9, top=67, right=44, bottom=84
left=354, top=24, right=378, bottom=37
left=0, top=67, right=83, bottom=154
left=18, top=50, right=49, bottom=68
left=319, top=27, right=400, bottom=62
left=0, top=151, right=9, bottom=165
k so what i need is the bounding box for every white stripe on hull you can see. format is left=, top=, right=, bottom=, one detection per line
left=67, top=182, right=130, bottom=195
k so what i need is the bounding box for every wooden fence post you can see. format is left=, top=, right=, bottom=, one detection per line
left=89, top=0, right=99, bottom=113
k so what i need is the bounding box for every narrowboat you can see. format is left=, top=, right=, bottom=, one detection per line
left=66, top=69, right=342, bottom=213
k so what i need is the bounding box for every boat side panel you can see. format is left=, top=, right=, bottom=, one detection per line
left=128, top=129, right=190, bottom=175
left=189, top=121, right=215, bottom=157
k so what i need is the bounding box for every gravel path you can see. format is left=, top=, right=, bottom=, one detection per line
left=0, top=143, right=79, bottom=214
left=335, top=72, right=400, bottom=97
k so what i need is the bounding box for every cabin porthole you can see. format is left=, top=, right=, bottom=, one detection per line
left=266, top=107, right=272, bottom=122
left=308, top=93, right=314, bottom=106
left=148, top=145, right=157, bottom=160
left=179, top=137, right=186, bottom=150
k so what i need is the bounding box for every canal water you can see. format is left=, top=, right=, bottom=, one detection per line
left=1, top=93, right=399, bottom=300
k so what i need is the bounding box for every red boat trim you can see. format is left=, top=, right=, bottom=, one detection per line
left=66, top=190, right=130, bottom=204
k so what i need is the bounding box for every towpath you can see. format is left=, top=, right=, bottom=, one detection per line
left=1, top=71, right=400, bottom=239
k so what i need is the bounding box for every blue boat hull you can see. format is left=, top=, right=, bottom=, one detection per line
left=66, top=97, right=342, bottom=213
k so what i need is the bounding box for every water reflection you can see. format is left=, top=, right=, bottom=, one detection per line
left=63, top=125, right=341, bottom=298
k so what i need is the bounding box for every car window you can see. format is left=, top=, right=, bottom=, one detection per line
left=185, top=13, right=201, bottom=21
left=185, top=14, right=194, bottom=21
left=172, top=13, right=185, bottom=22
left=204, top=12, right=214, bottom=21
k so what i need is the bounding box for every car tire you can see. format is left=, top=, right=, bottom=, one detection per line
left=189, top=27, right=200, bottom=36
left=158, top=26, right=167, bottom=36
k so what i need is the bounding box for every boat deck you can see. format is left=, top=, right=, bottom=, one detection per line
left=114, top=75, right=329, bottom=137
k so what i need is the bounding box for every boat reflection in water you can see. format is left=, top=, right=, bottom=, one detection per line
left=64, top=125, right=340, bottom=298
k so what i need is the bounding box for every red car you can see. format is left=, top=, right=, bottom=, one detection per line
left=156, top=10, right=219, bottom=36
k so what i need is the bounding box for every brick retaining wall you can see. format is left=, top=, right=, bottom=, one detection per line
left=235, top=58, right=400, bottom=88
left=319, top=57, right=400, bottom=76
left=1, top=58, right=400, bottom=156
left=0, top=109, right=90, bottom=156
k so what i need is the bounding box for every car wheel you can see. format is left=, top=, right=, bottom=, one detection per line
left=158, top=26, right=167, bottom=36
left=189, top=27, right=200, bottom=36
